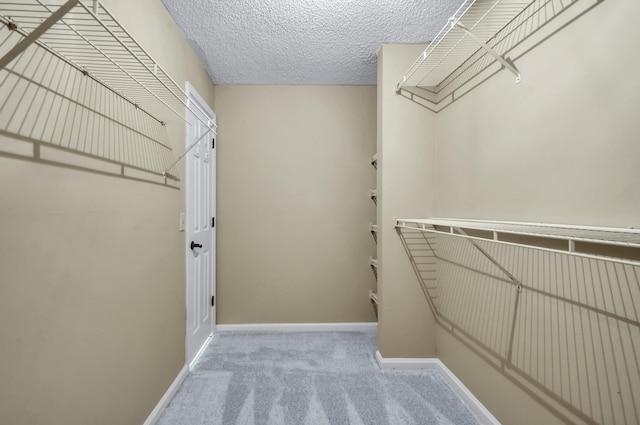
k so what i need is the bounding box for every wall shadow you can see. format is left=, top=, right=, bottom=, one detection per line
left=397, top=227, right=640, bottom=425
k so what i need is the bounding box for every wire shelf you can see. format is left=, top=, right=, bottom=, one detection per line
left=0, top=26, right=176, bottom=178
left=396, top=218, right=640, bottom=266
left=0, top=0, right=215, bottom=176
left=1, top=1, right=188, bottom=124
left=396, top=221, right=640, bottom=425
left=398, top=0, right=531, bottom=91
left=396, top=0, right=583, bottom=108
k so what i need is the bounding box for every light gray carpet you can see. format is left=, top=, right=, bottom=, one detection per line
left=157, top=331, right=481, bottom=425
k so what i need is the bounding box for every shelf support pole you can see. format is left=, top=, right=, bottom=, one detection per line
left=455, top=22, right=521, bottom=83
left=0, top=0, right=79, bottom=71
left=452, top=227, right=522, bottom=364
left=163, top=126, right=213, bottom=177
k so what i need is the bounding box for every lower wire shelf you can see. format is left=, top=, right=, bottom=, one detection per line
left=396, top=217, right=640, bottom=266
left=394, top=216, right=640, bottom=425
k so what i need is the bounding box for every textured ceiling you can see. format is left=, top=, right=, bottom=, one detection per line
left=160, top=0, right=460, bottom=85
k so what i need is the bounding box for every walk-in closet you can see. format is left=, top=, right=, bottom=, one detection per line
left=1, top=0, right=638, bottom=424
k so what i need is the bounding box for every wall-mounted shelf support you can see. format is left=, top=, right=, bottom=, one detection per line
left=369, top=256, right=378, bottom=281
left=370, top=153, right=378, bottom=169
left=454, top=21, right=521, bottom=83
left=369, top=290, right=379, bottom=306
left=370, top=223, right=378, bottom=243
left=163, top=126, right=212, bottom=178
left=370, top=189, right=377, bottom=204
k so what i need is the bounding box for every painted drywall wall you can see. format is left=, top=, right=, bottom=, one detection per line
left=429, top=0, right=640, bottom=424
left=0, top=0, right=215, bottom=424
left=434, top=0, right=640, bottom=228
left=377, top=45, right=437, bottom=358
left=213, top=85, right=377, bottom=324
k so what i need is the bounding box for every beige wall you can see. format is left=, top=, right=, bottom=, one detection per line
left=0, top=1, right=215, bottom=424
left=377, top=45, right=437, bottom=358
left=434, top=0, right=640, bottom=228
left=213, top=85, right=377, bottom=324
left=429, top=0, right=640, bottom=424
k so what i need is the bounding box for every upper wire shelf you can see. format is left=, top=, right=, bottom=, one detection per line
left=398, top=0, right=526, bottom=90
left=396, top=0, right=585, bottom=110
left=396, top=218, right=640, bottom=266
left=1, top=0, right=186, bottom=124
left=0, top=0, right=215, bottom=177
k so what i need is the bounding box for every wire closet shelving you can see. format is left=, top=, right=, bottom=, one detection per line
left=396, top=0, right=584, bottom=110
left=396, top=218, right=640, bottom=266
left=395, top=217, right=640, bottom=424
left=0, top=0, right=214, bottom=180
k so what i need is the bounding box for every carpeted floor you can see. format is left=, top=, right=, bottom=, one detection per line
left=157, top=331, right=481, bottom=425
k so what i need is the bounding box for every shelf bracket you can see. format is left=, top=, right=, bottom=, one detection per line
left=163, top=127, right=214, bottom=176
left=455, top=22, right=521, bottom=83
left=451, top=227, right=523, bottom=364
left=0, top=0, right=79, bottom=71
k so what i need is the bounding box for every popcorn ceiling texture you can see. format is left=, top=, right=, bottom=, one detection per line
left=160, top=0, right=460, bottom=85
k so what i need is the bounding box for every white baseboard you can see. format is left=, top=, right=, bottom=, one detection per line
left=375, top=351, right=500, bottom=425
left=216, top=322, right=378, bottom=333
left=143, top=364, right=189, bottom=425
left=188, top=334, right=215, bottom=371
left=375, top=351, right=442, bottom=370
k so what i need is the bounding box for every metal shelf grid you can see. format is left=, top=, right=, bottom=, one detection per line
left=397, top=0, right=535, bottom=94
left=396, top=218, right=640, bottom=266
left=1, top=1, right=188, bottom=124
left=0, top=0, right=218, bottom=177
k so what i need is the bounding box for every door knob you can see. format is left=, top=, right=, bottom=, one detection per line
left=190, top=241, right=202, bottom=250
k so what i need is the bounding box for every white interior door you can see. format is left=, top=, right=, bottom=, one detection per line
left=185, top=83, right=216, bottom=368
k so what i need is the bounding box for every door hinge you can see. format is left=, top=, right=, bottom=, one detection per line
left=211, top=295, right=215, bottom=307
left=212, top=217, right=215, bottom=228
left=212, top=138, right=215, bottom=149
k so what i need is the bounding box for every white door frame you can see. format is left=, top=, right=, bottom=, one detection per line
left=185, top=82, right=216, bottom=369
